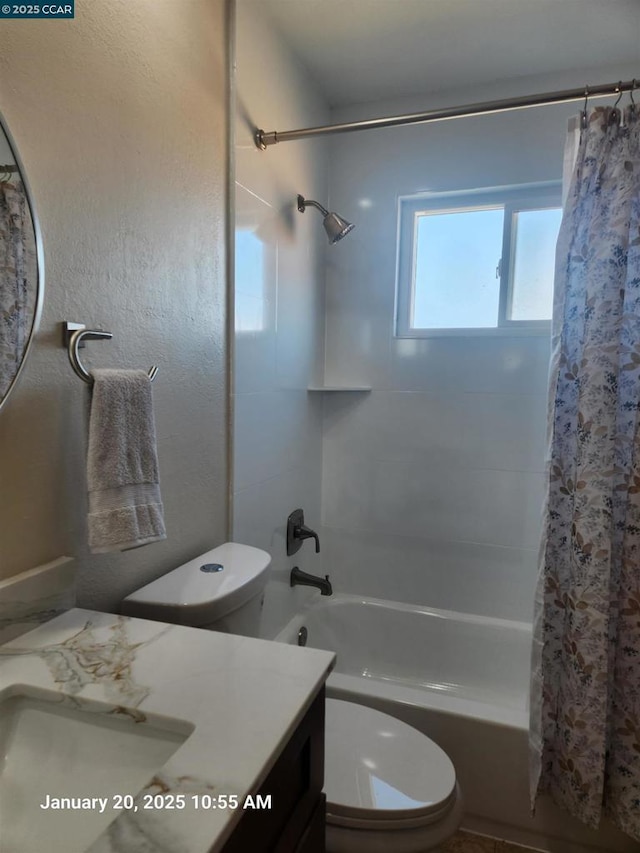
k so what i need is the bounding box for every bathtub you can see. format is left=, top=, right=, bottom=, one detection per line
left=276, top=593, right=529, bottom=727
left=275, top=594, right=636, bottom=853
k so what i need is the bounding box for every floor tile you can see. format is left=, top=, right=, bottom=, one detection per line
left=443, top=831, right=497, bottom=852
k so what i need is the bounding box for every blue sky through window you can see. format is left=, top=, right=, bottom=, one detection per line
left=510, top=207, right=563, bottom=321
left=412, top=207, right=504, bottom=328
left=411, top=203, right=561, bottom=329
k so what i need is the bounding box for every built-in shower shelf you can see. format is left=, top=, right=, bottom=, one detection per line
left=307, top=385, right=372, bottom=392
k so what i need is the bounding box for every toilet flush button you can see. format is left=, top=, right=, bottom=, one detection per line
left=200, top=563, right=224, bottom=573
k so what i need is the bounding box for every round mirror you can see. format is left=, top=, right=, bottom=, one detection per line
left=0, top=109, right=43, bottom=413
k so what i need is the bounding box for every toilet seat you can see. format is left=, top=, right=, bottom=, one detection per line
left=324, top=699, right=457, bottom=832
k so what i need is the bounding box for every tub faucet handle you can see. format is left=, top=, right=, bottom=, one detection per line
left=287, top=508, right=321, bottom=556
left=296, top=523, right=320, bottom=553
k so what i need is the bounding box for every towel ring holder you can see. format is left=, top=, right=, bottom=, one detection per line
left=62, top=321, right=158, bottom=385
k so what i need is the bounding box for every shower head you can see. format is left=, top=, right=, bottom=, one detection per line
left=297, top=194, right=355, bottom=244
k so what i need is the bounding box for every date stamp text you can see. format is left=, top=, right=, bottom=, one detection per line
left=39, top=793, right=272, bottom=813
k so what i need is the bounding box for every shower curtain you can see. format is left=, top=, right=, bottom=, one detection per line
left=530, top=105, right=640, bottom=841
left=0, top=180, right=33, bottom=399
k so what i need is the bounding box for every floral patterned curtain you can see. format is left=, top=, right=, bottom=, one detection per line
left=530, top=106, right=640, bottom=841
left=0, top=180, right=35, bottom=400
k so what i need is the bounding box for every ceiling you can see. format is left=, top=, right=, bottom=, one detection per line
left=260, top=0, right=640, bottom=108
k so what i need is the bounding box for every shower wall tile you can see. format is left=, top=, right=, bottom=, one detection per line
left=389, top=335, right=552, bottom=396
left=322, top=454, right=545, bottom=550
left=276, top=244, right=327, bottom=389
left=234, top=1, right=329, bottom=638
left=321, top=390, right=388, bottom=460
left=322, top=389, right=548, bottom=474
left=235, top=327, right=279, bottom=395
left=321, top=527, right=538, bottom=622
left=234, top=390, right=322, bottom=492
left=323, top=249, right=395, bottom=389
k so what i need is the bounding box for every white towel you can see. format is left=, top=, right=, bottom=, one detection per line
left=87, top=369, right=166, bottom=554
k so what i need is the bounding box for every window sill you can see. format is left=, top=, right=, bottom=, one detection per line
left=307, top=385, right=372, bottom=392
left=397, top=324, right=551, bottom=339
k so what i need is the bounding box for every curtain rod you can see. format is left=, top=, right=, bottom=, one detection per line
left=255, top=77, right=638, bottom=149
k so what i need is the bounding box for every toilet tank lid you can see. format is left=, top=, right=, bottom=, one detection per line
left=121, top=543, right=271, bottom=613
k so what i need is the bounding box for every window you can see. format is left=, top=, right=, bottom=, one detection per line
left=395, top=184, right=562, bottom=336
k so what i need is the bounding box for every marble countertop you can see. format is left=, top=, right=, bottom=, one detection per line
left=0, top=608, right=335, bottom=853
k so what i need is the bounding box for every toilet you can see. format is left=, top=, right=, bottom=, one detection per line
left=324, top=699, right=462, bottom=852
left=122, top=544, right=462, bottom=851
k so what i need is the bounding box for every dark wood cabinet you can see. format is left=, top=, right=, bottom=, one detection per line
left=293, top=795, right=326, bottom=853
left=221, top=687, right=326, bottom=853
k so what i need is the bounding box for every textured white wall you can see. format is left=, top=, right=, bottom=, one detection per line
left=321, top=62, right=638, bottom=622
left=0, top=0, right=229, bottom=610
left=233, top=1, right=329, bottom=638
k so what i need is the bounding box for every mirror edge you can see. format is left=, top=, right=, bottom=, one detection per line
left=0, top=107, right=45, bottom=414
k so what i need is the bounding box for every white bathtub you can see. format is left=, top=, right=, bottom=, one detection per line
left=276, top=594, right=529, bottom=727
left=275, top=594, right=637, bottom=853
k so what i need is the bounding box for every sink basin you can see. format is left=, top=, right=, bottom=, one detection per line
left=0, top=686, right=193, bottom=853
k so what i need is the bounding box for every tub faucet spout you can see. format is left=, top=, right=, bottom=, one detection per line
left=290, top=567, right=332, bottom=596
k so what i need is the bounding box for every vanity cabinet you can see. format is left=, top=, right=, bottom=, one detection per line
left=221, top=686, right=326, bottom=853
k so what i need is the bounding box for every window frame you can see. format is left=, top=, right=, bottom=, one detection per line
left=395, top=182, right=562, bottom=338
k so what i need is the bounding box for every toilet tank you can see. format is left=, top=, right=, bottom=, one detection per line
left=121, top=543, right=271, bottom=637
